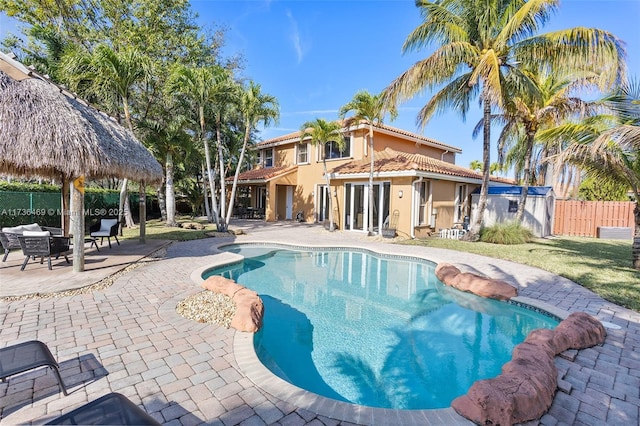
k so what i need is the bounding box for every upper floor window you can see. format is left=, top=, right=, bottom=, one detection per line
left=324, top=136, right=351, bottom=160
left=262, top=148, right=273, bottom=168
left=297, top=143, right=309, bottom=164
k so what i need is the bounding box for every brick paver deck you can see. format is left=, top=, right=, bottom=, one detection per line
left=1, top=221, right=638, bottom=425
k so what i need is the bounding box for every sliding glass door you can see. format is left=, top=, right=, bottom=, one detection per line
left=344, top=182, right=390, bottom=233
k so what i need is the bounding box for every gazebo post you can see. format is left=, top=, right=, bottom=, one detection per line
left=61, top=177, right=70, bottom=236
left=71, top=176, right=85, bottom=272
left=139, top=182, right=146, bottom=244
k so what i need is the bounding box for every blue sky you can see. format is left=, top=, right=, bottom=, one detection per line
left=2, top=0, right=639, bottom=170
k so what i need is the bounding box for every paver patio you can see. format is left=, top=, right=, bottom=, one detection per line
left=1, top=221, right=639, bottom=425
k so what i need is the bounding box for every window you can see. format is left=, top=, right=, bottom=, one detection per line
left=455, top=184, right=467, bottom=223
left=324, top=137, right=351, bottom=160
left=262, top=148, right=273, bottom=168
left=419, top=181, right=431, bottom=225
left=297, top=143, right=309, bottom=164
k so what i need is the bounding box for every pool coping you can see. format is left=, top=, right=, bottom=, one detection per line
left=190, top=241, right=574, bottom=425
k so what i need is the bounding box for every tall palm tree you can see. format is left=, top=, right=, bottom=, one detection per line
left=300, top=119, right=345, bottom=232
left=549, top=79, right=640, bottom=269
left=225, top=81, right=279, bottom=230
left=339, top=90, right=397, bottom=236
left=61, top=44, right=150, bottom=232
left=383, top=0, right=624, bottom=240
left=167, top=64, right=222, bottom=228
left=496, top=69, right=599, bottom=222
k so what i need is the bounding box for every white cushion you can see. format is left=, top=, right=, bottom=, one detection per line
left=99, top=219, right=118, bottom=232
left=22, top=230, right=51, bottom=237
left=22, top=223, right=42, bottom=232
left=2, top=225, right=25, bottom=234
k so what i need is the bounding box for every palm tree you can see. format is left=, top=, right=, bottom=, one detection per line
left=469, top=160, right=483, bottom=172
left=300, top=119, right=345, bottom=232
left=496, top=69, right=599, bottom=222
left=61, top=44, right=150, bottom=233
left=549, top=79, right=640, bottom=269
left=383, top=0, right=624, bottom=240
left=225, top=81, right=279, bottom=230
left=339, top=91, right=397, bottom=236
left=167, top=64, right=223, bottom=228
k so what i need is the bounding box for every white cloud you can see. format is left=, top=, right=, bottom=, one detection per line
left=285, top=9, right=305, bottom=63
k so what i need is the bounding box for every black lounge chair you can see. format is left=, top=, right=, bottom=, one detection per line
left=0, top=340, right=68, bottom=396
left=89, top=218, right=120, bottom=248
left=46, top=392, right=160, bottom=425
left=18, top=233, right=71, bottom=271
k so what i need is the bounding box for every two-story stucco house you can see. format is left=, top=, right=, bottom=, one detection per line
left=231, top=120, right=509, bottom=238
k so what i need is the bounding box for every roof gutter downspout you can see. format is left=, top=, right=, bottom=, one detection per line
left=410, top=176, right=424, bottom=239
left=440, top=150, right=450, bottom=161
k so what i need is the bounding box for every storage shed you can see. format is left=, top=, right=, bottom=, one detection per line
left=471, top=186, right=555, bottom=237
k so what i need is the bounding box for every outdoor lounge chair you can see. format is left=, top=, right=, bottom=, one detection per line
left=0, top=340, right=68, bottom=396
left=0, top=230, right=21, bottom=262
left=46, top=392, right=160, bottom=425
left=89, top=218, right=120, bottom=248
left=18, top=232, right=71, bottom=271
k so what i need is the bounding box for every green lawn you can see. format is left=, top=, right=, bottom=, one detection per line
left=120, top=217, right=218, bottom=241
left=400, top=236, right=640, bottom=312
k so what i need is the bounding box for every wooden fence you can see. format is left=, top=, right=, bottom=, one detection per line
left=553, top=200, right=636, bottom=237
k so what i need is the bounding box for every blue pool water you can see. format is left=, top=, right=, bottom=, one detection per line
left=204, top=244, right=559, bottom=410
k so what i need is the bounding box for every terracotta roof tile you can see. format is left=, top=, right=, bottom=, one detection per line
left=331, top=148, right=510, bottom=183
left=230, top=165, right=297, bottom=182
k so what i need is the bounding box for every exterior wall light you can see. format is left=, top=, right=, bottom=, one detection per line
left=398, top=190, right=403, bottom=198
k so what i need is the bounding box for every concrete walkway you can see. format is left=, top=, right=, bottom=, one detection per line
left=1, top=221, right=639, bottom=425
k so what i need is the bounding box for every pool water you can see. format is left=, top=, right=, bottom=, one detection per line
left=204, top=244, right=559, bottom=410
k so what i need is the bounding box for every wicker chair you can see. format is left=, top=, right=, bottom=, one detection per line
left=18, top=233, right=71, bottom=271
left=0, top=231, right=21, bottom=262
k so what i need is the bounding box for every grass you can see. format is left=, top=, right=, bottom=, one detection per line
left=120, top=216, right=218, bottom=241
left=400, top=236, right=640, bottom=312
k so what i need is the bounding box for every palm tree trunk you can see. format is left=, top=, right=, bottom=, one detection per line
left=216, top=120, right=227, bottom=223
left=202, top=163, right=212, bottom=221
left=225, top=125, right=251, bottom=230
left=516, top=133, right=535, bottom=222
left=201, top=106, right=220, bottom=227
left=120, top=96, right=135, bottom=229
left=165, top=152, right=177, bottom=226
left=323, top=156, right=335, bottom=232
left=467, top=97, right=492, bottom=239
left=157, top=181, right=167, bottom=223
left=368, top=125, right=375, bottom=236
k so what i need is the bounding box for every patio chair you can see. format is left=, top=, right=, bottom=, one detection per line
left=46, top=392, right=160, bottom=425
left=18, top=231, right=71, bottom=271
left=0, top=230, right=21, bottom=262
left=89, top=218, right=120, bottom=248
left=0, top=340, right=68, bottom=396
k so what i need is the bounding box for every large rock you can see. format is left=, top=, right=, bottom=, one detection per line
left=201, top=276, right=264, bottom=332
left=230, top=288, right=264, bottom=333
left=452, top=312, right=606, bottom=425
left=435, top=263, right=517, bottom=300
left=202, top=275, right=244, bottom=297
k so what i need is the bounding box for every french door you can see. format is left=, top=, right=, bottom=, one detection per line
left=344, top=182, right=390, bottom=233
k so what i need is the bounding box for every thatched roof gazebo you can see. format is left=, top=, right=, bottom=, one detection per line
left=0, top=52, right=163, bottom=272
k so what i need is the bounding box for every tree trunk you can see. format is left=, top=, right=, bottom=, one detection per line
left=71, top=176, right=85, bottom=272
left=202, top=163, right=212, bottom=221
left=165, top=152, right=178, bottom=226
left=118, top=178, right=128, bottom=235
left=466, top=97, right=491, bottom=240
left=139, top=183, right=146, bottom=244
left=123, top=192, right=135, bottom=228
left=224, top=124, right=251, bottom=230
left=516, top=133, right=535, bottom=223
left=216, top=120, right=227, bottom=224
left=200, top=106, right=219, bottom=227
left=157, top=182, right=167, bottom=223
left=368, top=125, right=375, bottom=236
left=323, top=156, right=335, bottom=232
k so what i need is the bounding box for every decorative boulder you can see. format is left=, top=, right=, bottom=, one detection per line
left=201, top=276, right=264, bottom=333
left=202, top=275, right=244, bottom=297
left=452, top=312, right=606, bottom=425
left=435, top=263, right=517, bottom=300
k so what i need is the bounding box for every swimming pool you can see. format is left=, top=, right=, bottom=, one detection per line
left=204, top=243, right=559, bottom=410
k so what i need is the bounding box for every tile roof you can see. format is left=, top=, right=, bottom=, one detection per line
left=254, top=120, right=461, bottom=153
left=330, top=148, right=512, bottom=183
left=230, top=165, right=298, bottom=182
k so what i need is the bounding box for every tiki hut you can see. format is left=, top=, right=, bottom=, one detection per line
left=0, top=52, right=163, bottom=272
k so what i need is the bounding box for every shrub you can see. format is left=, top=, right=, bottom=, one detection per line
left=480, top=222, right=533, bottom=245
